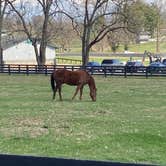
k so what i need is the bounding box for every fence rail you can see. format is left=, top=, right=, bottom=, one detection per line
left=56, top=52, right=166, bottom=58
left=1, top=64, right=166, bottom=78
left=56, top=57, right=82, bottom=64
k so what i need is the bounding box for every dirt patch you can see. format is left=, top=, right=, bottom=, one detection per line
left=0, top=117, right=49, bottom=138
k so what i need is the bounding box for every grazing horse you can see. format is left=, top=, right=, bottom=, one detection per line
left=50, top=69, right=97, bottom=101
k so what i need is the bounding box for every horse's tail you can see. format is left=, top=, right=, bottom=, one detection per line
left=50, top=73, right=55, bottom=91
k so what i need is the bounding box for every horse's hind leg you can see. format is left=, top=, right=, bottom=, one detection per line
left=72, top=85, right=81, bottom=100
left=58, top=85, right=62, bottom=101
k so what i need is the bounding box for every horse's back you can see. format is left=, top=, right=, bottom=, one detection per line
left=52, top=69, right=90, bottom=85
left=66, top=70, right=90, bottom=85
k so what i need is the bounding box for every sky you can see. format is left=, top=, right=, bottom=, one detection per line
left=14, top=0, right=155, bottom=3
left=145, top=0, right=155, bottom=3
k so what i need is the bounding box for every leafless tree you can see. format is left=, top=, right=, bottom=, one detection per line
left=6, top=0, right=60, bottom=66
left=64, top=0, right=135, bottom=66
left=53, top=18, right=78, bottom=51
left=0, top=0, right=13, bottom=65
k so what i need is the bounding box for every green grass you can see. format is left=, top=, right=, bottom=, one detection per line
left=57, top=41, right=166, bottom=66
left=127, top=42, right=166, bottom=53
left=68, top=41, right=166, bottom=53
left=0, top=74, right=166, bottom=165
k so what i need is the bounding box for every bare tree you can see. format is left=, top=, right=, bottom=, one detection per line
left=107, top=31, right=120, bottom=53
left=0, top=0, right=11, bottom=65
left=7, top=0, right=59, bottom=66
left=54, top=19, right=78, bottom=51
left=64, top=0, right=134, bottom=66
left=153, top=0, right=164, bottom=53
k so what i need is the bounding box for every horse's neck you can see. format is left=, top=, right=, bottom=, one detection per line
left=88, top=77, right=96, bottom=90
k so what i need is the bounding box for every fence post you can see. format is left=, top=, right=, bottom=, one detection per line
left=146, top=67, right=148, bottom=78
left=35, top=65, right=37, bottom=73
left=0, top=48, right=3, bottom=72
left=26, top=65, right=29, bottom=75
left=91, top=66, right=94, bottom=75
left=8, top=65, right=11, bottom=75
left=124, top=66, right=127, bottom=78
left=18, top=65, right=21, bottom=73
left=45, top=65, right=47, bottom=75
left=104, top=66, right=107, bottom=77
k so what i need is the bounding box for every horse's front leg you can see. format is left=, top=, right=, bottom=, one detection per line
left=79, top=85, right=84, bottom=100
left=58, top=85, right=62, bottom=101
left=72, top=85, right=81, bottom=100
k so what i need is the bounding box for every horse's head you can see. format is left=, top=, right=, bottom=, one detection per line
left=90, top=87, right=97, bottom=102
left=87, top=74, right=97, bottom=101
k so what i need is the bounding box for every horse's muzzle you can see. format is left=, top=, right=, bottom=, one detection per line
left=92, top=98, right=96, bottom=102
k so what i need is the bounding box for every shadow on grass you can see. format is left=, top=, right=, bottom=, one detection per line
left=51, top=98, right=94, bottom=103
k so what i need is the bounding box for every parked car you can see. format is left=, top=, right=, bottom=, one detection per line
left=162, top=59, right=166, bottom=65
left=101, top=59, right=125, bottom=73
left=147, top=62, right=166, bottom=73
left=86, top=61, right=101, bottom=72
left=125, top=61, right=144, bottom=72
left=101, top=59, right=125, bottom=66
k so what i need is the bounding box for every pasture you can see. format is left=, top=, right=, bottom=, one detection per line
left=0, top=74, right=165, bottom=165
left=69, top=40, right=166, bottom=53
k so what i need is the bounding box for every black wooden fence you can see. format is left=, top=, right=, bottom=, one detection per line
left=1, top=64, right=166, bottom=78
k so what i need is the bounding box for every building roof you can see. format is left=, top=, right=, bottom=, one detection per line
left=2, top=35, right=57, bottom=50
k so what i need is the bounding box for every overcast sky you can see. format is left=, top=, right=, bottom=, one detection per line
left=14, top=0, right=155, bottom=3
left=145, top=0, right=155, bottom=3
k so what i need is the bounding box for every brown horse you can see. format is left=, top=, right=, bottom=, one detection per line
left=50, top=69, right=97, bottom=101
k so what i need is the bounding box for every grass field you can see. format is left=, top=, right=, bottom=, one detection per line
left=69, top=41, right=166, bottom=53
left=0, top=74, right=166, bottom=165
left=56, top=41, right=166, bottom=66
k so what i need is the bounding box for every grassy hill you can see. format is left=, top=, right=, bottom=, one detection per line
left=122, top=42, right=166, bottom=53
left=56, top=41, right=166, bottom=66
left=68, top=41, right=166, bottom=53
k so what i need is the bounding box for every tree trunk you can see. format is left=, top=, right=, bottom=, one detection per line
left=0, top=4, right=3, bottom=65
left=33, top=42, right=44, bottom=71
left=32, top=41, right=40, bottom=65
left=39, top=9, right=49, bottom=66
left=0, top=33, right=2, bottom=66
left=81, top=24, right=91, bottom=66
left=39, top=42, right=46, bottom=66
left=82, top=40, right=90, bottom=66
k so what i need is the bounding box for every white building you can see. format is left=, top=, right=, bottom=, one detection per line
left=3, top=40, right=56, bottom=64
left=139, top=32, right=150, bottom=43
